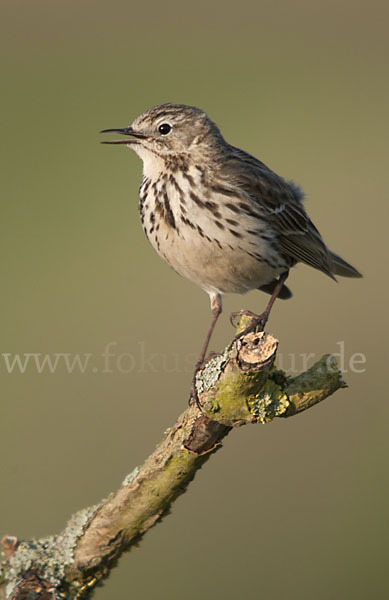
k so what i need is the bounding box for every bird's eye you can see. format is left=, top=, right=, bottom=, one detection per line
left=158, top=123, right=171, bottom=135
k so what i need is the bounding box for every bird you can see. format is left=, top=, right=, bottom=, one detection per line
left=101, top=103, right=362, bottom=402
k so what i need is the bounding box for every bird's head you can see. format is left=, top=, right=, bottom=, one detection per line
left=101, top=103, right=224, bottom=169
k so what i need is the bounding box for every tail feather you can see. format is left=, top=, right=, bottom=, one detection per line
left=329, top=250, right=362, bottom=278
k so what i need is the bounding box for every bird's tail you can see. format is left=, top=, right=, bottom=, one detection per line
left=329, top=250, right=362, bottom=278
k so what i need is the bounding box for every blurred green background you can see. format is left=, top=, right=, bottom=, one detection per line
left=1, top=1, right=387, bottom=598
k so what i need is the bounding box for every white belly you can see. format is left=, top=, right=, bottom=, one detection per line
left=165, top=232, right=281, bottom=295
left=139, top=166, right=287, bottom=296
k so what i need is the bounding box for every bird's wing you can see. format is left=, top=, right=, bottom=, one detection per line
left=217, top=147, right=334, bottom=277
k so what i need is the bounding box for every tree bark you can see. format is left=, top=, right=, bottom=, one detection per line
left=0, top=320, right=347, bottom=600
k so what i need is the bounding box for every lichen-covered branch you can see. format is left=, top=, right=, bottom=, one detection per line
left=0, top=321, right=347, bottom=599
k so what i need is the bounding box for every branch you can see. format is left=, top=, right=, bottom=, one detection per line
left=0, top=318, right=347, bottom=599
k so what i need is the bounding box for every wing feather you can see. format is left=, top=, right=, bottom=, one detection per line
left=217, top=146, right=334, bottom=277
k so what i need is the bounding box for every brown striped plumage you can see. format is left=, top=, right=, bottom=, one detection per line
left=101, top=103, right=361, bottom=403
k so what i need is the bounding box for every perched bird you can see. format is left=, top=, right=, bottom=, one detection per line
left=101, top=103, right=361, bottom=398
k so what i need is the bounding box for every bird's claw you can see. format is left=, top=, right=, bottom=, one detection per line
left=230, top=310, right=260, bottom=328
left=189, top=361, right=205, bottom=409
left=233, top=313, right=268, bottom=342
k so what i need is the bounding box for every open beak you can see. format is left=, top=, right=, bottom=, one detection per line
left=100, top=127, right=147, bottom=144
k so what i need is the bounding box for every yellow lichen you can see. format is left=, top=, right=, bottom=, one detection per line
left=248, top=379, right=290, bottom=423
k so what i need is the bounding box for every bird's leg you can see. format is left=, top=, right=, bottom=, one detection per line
left=259, top=270, right=290, bottom=327
left=190, top=294, right=222, bottom=408
left=234, top=270, right=290, bottom=339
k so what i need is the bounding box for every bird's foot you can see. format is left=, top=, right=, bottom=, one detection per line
left=189, top=360, right=205, bottom=410
left=231, top=310, right=268, bottom=341
left=230, top=310, right=260, bottom=329
left=189, top=351, right=220, bottom=409
left=188, top=362, right=204, bottom=410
